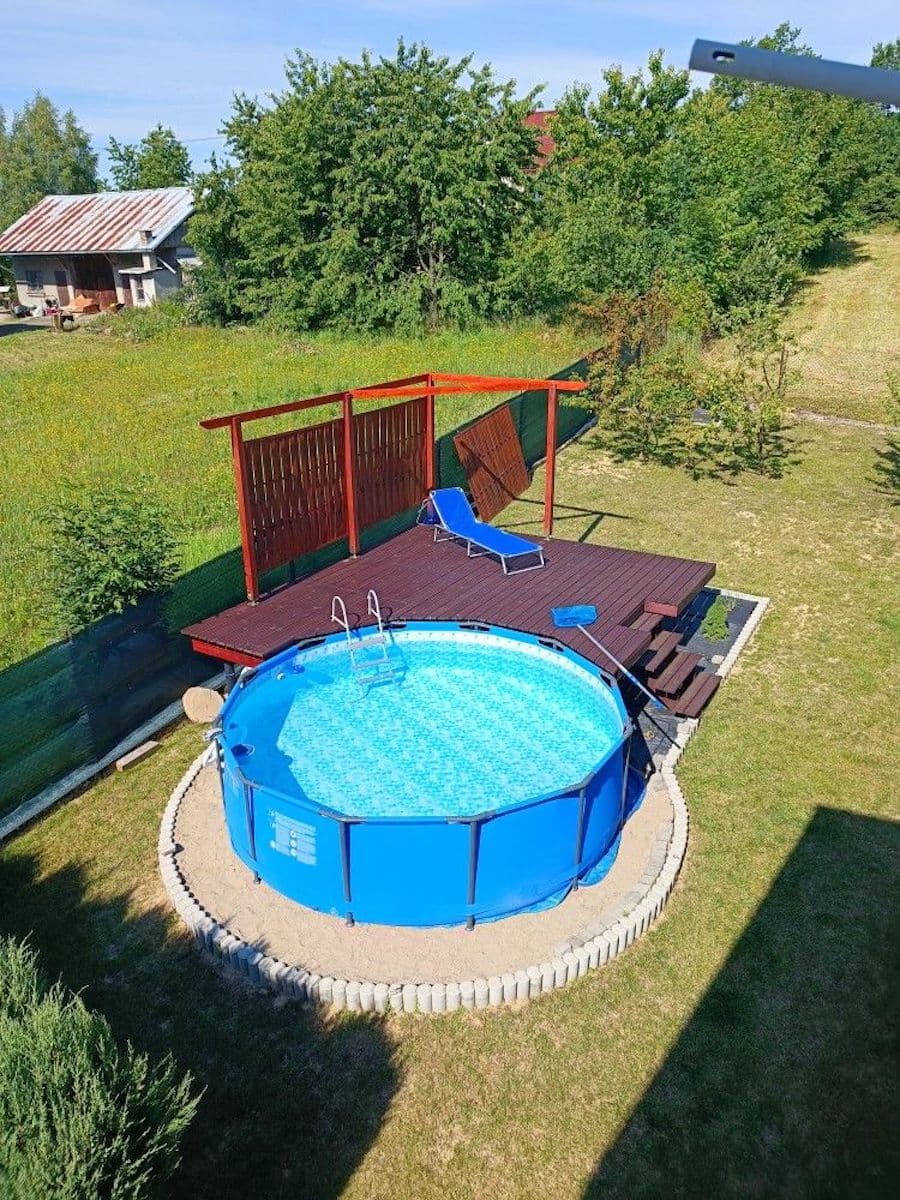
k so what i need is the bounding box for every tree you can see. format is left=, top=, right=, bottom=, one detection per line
left=107, top=124, right=192, bottom=190
left=0, top=93, right=98, bottom=233
left=191, top=41, right=541, bottom=331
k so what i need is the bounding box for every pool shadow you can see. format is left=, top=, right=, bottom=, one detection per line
left=0, top=846, right=400, bottom=1200
left=582, top=807, right=900, bottom=1199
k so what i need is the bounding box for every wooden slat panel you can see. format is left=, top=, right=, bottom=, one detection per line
left=353, top=396, right=427, bottom=530
left=243, top=418, right=346, bottom=574
left=453, top=403, right=530, bottom=522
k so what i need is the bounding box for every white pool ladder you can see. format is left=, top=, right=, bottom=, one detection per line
left=330, top=589, right=397, bottom=686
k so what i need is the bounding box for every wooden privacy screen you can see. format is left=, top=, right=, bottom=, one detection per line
left=241, top=395, right=428, bottom=585
left=243, top=418, right=346, bottom=574
left=354, top=396, right=428, bottom=529
left=453, top=403, right=530, bottom=522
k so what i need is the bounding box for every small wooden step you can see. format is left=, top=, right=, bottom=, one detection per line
left=662, top=670, right=721, bottom=718
left=653, top=650, right=702, bottom=696
left=641, top=631, right=682, bottom=675
left=631, top=610, right=664, bottom=635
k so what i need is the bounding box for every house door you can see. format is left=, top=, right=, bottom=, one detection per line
left=54, top=270, right=70, bottom=305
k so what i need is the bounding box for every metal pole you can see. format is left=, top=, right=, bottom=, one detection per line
left=338, top=819, right=357, bottom=926
left=242, top=781, right=259, bottom=882
left=464, top=819, right=481, bottom=930
left=689, top=39, right=900, bottom=107
left=572, top=785, right=587, bottom=884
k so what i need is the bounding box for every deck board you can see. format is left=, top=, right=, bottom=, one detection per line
left=184, top=526, right=715, bottom=675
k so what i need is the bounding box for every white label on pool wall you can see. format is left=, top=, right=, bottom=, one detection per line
left=269, top=810, right=317, bottom=865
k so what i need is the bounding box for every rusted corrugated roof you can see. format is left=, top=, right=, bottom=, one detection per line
left=0, top=187, right=194, bottom=255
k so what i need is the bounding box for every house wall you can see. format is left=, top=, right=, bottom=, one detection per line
left=10, top=224, right=199, bottom=310
left=10, top=255, right=68, bottom=307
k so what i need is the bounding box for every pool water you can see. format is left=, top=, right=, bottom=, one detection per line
left=228, top=629, right=623, bottom=820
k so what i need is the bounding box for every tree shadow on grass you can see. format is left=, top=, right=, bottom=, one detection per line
left=583, top=807, right=900, bottom=1200
left=582, top=422, right=808, bottom=484
left=0, top=848, right=399, bottom=1200
left=872, top=434, right=900, bottom=505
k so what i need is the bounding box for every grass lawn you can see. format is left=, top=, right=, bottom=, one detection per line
left=1, top=415, right=896, bottom=1199
left=784, top=228, right=900, bottom=424
left=0, top=318, right=583, bottom=666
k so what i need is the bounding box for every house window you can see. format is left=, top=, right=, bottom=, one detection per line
left=132, top=277, right=146, bottom=305
left=25, top=269, right=43, bottom=294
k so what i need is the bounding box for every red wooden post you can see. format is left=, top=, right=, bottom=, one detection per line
left=342, top=393, right=361, bottom=555
left=424, top=371, right=436, bottom=492
left=543, top=383, right=558, bottom=537
left=230, top=419, right=261, bottom=603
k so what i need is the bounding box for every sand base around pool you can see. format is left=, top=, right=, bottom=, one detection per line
left=167, top=756, right=676, bottom=986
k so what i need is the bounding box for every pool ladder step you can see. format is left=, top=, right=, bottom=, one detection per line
left=331, top=590, right=398, bottom=685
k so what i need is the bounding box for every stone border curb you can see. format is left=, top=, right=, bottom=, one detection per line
left=158, top=593, right=769, bottom=1015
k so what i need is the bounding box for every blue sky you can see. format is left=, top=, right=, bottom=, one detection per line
left=1, top=2, right=895, bottom=178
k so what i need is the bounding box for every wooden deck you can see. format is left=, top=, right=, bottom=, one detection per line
left=185, top=527, right=716, bottom=685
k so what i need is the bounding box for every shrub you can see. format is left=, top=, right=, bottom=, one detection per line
left=702, top=310, right=797, bottom=476
left=700, top=593, right=734, bottom=642
left=42, top=482, right=181, bottom=632
left=0, top=936, right=198, bottom=1200
left=89, top=294, right=196, bottom=342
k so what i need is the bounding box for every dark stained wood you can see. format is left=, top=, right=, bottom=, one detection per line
left=184, top=525, right=715, bottom=683
left=243, top=418, right=346, bottom=574
left=653, top=650, right=702, bottom=696
left=354, top=395, right=427, bottom=529
left=641, top=630, right=682, bottom=675
left=662, top=670, right=720, bottom=717
left=453, top=403, right=530, bottom=522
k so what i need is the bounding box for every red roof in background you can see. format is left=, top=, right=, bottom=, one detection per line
left=0, top=187, right=194, bottom=255
left=524, top=110, right=557, bottom=167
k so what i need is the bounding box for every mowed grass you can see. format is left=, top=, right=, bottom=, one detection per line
left=784, top=228, right=900, bottom=423
left=0, top=319, right=583, bottom=665
left=1, top=416, right=896, bottom=1199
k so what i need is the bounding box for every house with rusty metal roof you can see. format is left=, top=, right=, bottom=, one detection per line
left=0, top=186, right=197, bottom=312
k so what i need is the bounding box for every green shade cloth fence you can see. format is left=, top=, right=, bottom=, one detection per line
left=0, top=361, right=590, bottom=818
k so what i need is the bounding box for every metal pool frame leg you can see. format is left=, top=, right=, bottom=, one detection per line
left=336, top=817, right=362, bottom=926
left=449, top=814, right=486, bottom=930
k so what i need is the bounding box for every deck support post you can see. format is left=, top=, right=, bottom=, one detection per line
left=543, top=383, right=558, bottom=537
left=230, top=418, right=261, bottom=603
left=424, top=372, right=436, bottom=492
left=342, top=393, right=361, bottom=556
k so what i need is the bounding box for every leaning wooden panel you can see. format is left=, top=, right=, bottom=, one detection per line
left=243, top=418, right=346, bottom=574
left=453, top=403, right=530, bottom=522
left=353, top=396, right=428, bottom=530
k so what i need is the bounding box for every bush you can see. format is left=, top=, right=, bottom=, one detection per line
left=0, top=936, right=198, bottom=1200
left=42, top=482, right=181, bottom=632
left=89, top=294, right=196, bottom=342
left=700, top=594, right=734, bottom=642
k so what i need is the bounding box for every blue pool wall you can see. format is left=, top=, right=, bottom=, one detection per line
left=217, top=622, right=639, bottom=928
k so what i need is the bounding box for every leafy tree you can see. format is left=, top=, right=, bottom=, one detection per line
left=107, top=123, right=192, bottom=190
left=191, top=41, right=541, bottom=331
left=0, top=93, right=97, bottom=233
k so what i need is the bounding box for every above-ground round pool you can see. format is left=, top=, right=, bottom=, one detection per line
left=215, top=621, right=641, bottom=927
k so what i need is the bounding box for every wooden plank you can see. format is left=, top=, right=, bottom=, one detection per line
left=653, top=651, right=702, bottom=696
left=183, top=526, right=716, bottom=671
left=663, top=670, right=720, bottom=717
left=453, top=403, right=530, bottom=522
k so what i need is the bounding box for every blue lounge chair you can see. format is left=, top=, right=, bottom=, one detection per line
left=427, top=487, right=545, bottom=574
